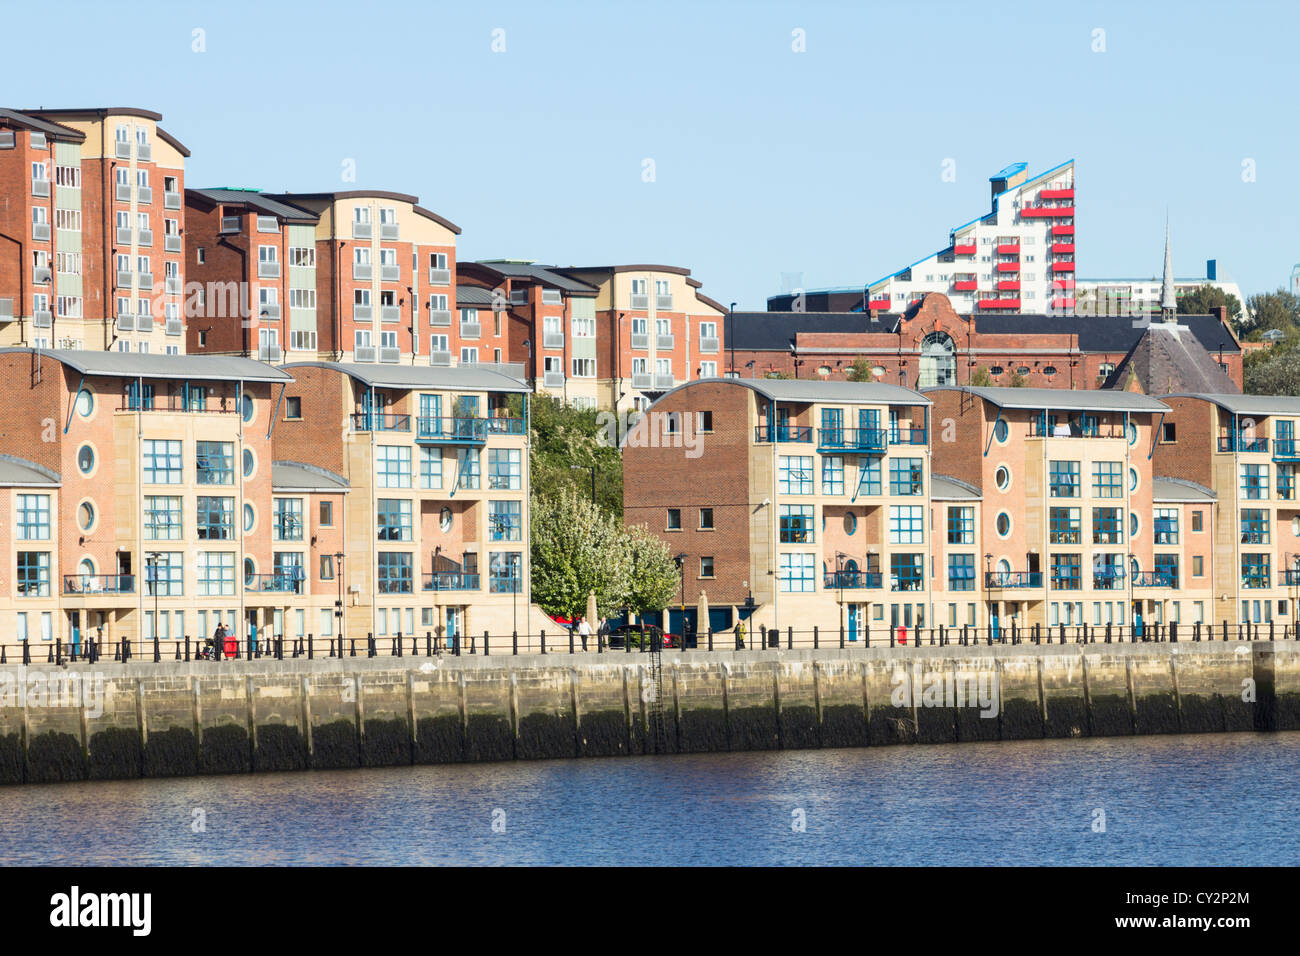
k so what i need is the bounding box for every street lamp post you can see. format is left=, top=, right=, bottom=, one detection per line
left=835, top=552, right=847, bottom=639
left=984, top=553, right=993, bottom=639
left=146, top=552, right=160, bottom=646
left=334, top=550, right=345, bottom=649
left=674, top=553, right=687, bottom=648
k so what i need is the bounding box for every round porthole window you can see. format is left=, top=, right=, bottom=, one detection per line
left=1043, top=366, right=1058, bottom=377
left=78, top=558, right=95, bottom=578
left=1293, top=517, right=1300, bottom=537
left=1016, top=366, right=1031, bottom=376
left=871, top=366, right=886, bottom=379
left=77, top=444, right=95, bottom=475
left=1129, top=467, right=1139, bottom=492
left=243, top=448, right=255, bottom=478
left=844, top=513, right=857, bottom=535
left=78, top=500, right=95, bottom=532
left=996, top=512, right=1012, bottom=536
left=994, top=419, right=1009, bottom=443
left=440, top=507, right=453, bottom=533
left=241, top=394, right=255, bottom=423
left=244, top=558, right=256, bottom=586
left=1130, top=512, right=1140, bottom=538
left=244, top=503, right=255, bottom=533
left=76, top=388, right=94, bottom=418
left=1127, top=421, right=1138, bottom=445
left=995, top=465, right=1011, bottom=490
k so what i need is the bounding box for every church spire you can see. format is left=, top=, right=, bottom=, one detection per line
left=1161, top=213, right=1177, bottom=322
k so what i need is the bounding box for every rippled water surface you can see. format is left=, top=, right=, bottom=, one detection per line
left=1, top=733, right=1296, bottom=865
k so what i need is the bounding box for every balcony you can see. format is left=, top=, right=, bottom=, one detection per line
left=652, top=373, right=675, bottom=390
left=1132, top=571, right=1178, bottom=588
left=245, top=573, right=300, bottom=594
left=542, top=331, right=565, bottom=349
left=460, top=322, right=482, bottom=339
left=33, top=266, right=51, bottom=285
left=135, top=313, right=154, bottom=332
left=116, top=312, right=134, bottom=331
left=1040, top=188, right=1074, bottom=200
left=164, top=234, right=182, bottom=253
left=543, top=371, right=565, bottom=388
left=137, top=186, right=152, bottom=205
left=977, top=298, right=1020, bottom=310
left=164, top=190, right=182, bottom=210
left=353, top=263, right=372, bottom=281
left=429, top=350, right=452, bottom=367
left=31, top=178, right=49, bottom=197
left=631, top=372, right=652, bottom=389
left=114, top=140, right=131, bottom=160
left=824, top=570, right=883, bottom=590
left=996, top=279, right=1020, bottom=292
left=656, top=294, right=673, bottom=310
left=351, top=412, right=411, bottom=432
left=32, top=222, right=50, bottom=242
left=868, top=297, right=891, bottom=310
left=985, top=571, right=1043, bottom=589
left=32, top=310, right=52, bottom=329
left=817, top=427, right=887, bottom=453
left=996, top=262, right=1020, bottom=273
left=380, top=264, right=400, bottom=282
left=1051, top=261, right=1075, bottom=272
left=355, top=345, right=376, bottom=363
left=380, top=222, right=399, bottom=240
left=1021, top=205, right=1075, bottom=218
left=115, top=269, right=133, bottom=289
left=167, top=276, right=186, bottom=295
left=1051, top=297, right=1076, bottom=310
left=258, top=261, right=280, bottom=278
left=996, top=243, right=1020, bottom=255
left=428, top=309, right=451, bottom=327
left=352, top=221, right=372, bottom=239
left=378, top=347, right=400, bottom=364
left=115, top=183, right=132, bottom=202
left=1051, top=278, right=1076, bottom=290
left=890, top=427, right=927, bottom=446
left=656, top=333, right=674, bottom=350
left=1051, top=225, right=1075, bottom=236
left=1282, top=569, right=1300, bottom=587
left=1091, top=570, right=1126, bottom=590
left=699, top=336, right=720, bottom=352
left=428, top=267, right=451, bottom=285
left=380, top=305, right=401, bottom=323
left=220, top=216, right=241, bottom=234
left=0, top=298, right=12, bottom=320
left=1218, top=434, right=1269, bottom=453
left=630, top=332, right=649, bottom=349
left=1051, top=242, right=1075, bottom=254
left=1273, top=439, right=1300, bottom=461
left=630, top=293, right=649, bottom=310
left=754, top=424, right=813, bottom=443
left=953, top=241, right=977, bottom=255
left=166, top=318, right=183, bottom=336
left=422, top=572, right=480, bottom=592
left=137, top=229, right=153, bottom=247
left=63, top=574, right=135, bottom=595
left=137, top=141, right=151, bottom=161
left=137, top=272, right=154, bottom=291
left=416, top=416, right=524, bottom=444
left=952, top=279, right=978, bottom=292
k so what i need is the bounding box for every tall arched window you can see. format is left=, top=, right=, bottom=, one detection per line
left=919, top=331, right=956, bottom=387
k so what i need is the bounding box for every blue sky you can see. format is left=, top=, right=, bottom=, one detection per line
left=10, top=0, right=1298, bottom=308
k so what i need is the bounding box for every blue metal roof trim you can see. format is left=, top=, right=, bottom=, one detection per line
left=989, top=162, right=1028, bottom=181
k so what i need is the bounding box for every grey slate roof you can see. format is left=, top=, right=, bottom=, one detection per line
left=727, top=312, right=897, bottom=350
left=474, top=261, right=598, bottom=295
left=931, top=475, right=981, bottom=500
left=929, top=385, right=1168, bottom=413
left=652, top=377, right=929, bottom=408
left=187, top=188, right=319, bottom=223
left=1102, top=322, right=1239, bottom=394
left=283, top=361, right=530, bottom=393
left=1162, top=393, right=1300, bottom=416
left=0, top=454, right=59, bottom=486
left=0, top=349, right=292, bottom=383
left=272, top=461, right=349, bottom=493
left=0, top=108, right=84, bottom=141
left=455, top=285, right=500, bottom=307
left=1152, top=477, right=1216, bottom=502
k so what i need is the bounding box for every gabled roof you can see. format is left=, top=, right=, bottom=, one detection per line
left=0, top=454, right=60, bottom=487
left=651, top=377, right=929, bottom=408
left=187, top=188, right=319, bottom=223
left=455, top=285, right=500, bottom=307
left=283, top=361, right=530, bottom=393
left=272, top=461, right=349, bottom=493
left=472, top=261, right=598, bottom=295
left=1162, top=393, right=1300, bottom=416
left=0, top=348, right=292, bottom=383
left=263, top=191, right=461, bottom=234
left=929, top=385, right=1168, bottom=413
left=1103, top=322, right=1239, bottom=395
left=0, top=108, right=85, bottom=142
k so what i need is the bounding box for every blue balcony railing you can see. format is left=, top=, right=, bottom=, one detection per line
left=245, top=573, right=302, bottom=594
left=63, top=573, right=135, bottom=595
left=1091, top=571, right=1126, bottom=590
left=754, top=424, right=813, bottom=443
left=817, top=428, right=887, bottom=453
left=823, top=570, right=883, bottom=590
left=414, top=416, right=525, bottom=443
left=1132, top=571, right=1178, bottom=588
left=984, top=571, right=1043, bottom=588
left=351, top=413, right=411, bottom=433
left=421, top=572, right=480, bottom=591
left=889, top=427, right=928, bottom=446
left=1218, top=434, right=1269, bottom=453
left=1273, top=438, right=1300, bottom=461
left=1281, top=569, right=1300, bottom=587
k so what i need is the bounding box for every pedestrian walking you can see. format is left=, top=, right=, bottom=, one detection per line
left=577, top=615, right=592, bottom=651
left=736, top=619, right=746, bottom=649
left=597, top=616, right=609, bottom=651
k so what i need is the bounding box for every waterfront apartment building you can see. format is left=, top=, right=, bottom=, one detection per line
left=0, top=107, right=189, bottom=353
left=1152, top=393, right=1300, bottom=627
left=622, top=378, right=933, bottom=637
left=272, top=362, right=544, bottom=642
left=861, top=161, right=1076, bottom=316
left=926, top=387, right=1214, bottom=636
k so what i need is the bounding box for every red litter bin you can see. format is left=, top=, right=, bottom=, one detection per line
left=224, top=635, right=238, bottom=657
left=896, top=625, right=908, bottom=645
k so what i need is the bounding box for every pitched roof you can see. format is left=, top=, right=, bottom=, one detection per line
left=0, top=454, right=60, bottom=486
left=271, top=461, right=349, bottom=493
left=931, top=475, right=981, bottom=500
left=0, top=108, right=85, bottom=142
left=727, top=312, right=897, bottom=350
left=1152, top=477, right=1215, bottom=502
left=283, top=361, right=530, bottom=393
left=187, top=188, right=319, bottom=223
left=455, top=285, right=499, bottom=307
left=1103, top=322, right=1239, bottom=394
left=0, top=348, right=292, bottom=383
left=1162, top=393, right=1300, bottom=416
left=652, top=377, right=929, bottom=408
left=472, top=261, right=598, bottom=294
left=929, top=385, right=1168, bottom=413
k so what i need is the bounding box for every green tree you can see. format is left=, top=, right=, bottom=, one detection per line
left=623, top=524, right=682, bottom=616
left=1245, top=341, right=1300, bottom=394
left=529, top=489, right=631, bottom=621
left=846, top=357, right=873, bottom=382
left=970, top=365, right=993, bottom=387
left=1242, top=289, right=1300, bottom=341
left=1007, top=371, right=1028, bottom=388
left=527, top=393, right=624, bottom=519
left=1178, top=283, right=1244, bottom=329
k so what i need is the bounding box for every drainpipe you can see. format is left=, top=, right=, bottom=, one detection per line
left=103, top=117, right=111, bottom=348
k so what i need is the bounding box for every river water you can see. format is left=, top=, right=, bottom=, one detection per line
left=2, top=733, right=1295, bottom=865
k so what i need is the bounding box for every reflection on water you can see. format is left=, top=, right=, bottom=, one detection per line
left=1, top=733, right=1295, bottom=866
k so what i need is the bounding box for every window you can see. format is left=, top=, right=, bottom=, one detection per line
left=890, top=554, right=924, bottom=591
left=377, top=553, right=413, bottom=594
left=1241, top=464, right=1269, bottom=500
left=859, top=458, right=882, bottom=496
left=420, top=447, right=443, bottom=489
left=1241, top=554, right=1270, bottom=589
left=1161, top=422, right=1176, bottom=443
left=197, top=552, right=235, bottom=596
left=996, top=512, right=1012, bottom=536
left=244, top=503, right=255, bottom=533
left=285, top=396, right=302, bottom=420
left=142, top=439, right=182, bottom=484
left=1049, top=460, right=1080, bottom=497
left=995, top=465, right=1011, bottom=491
left=1152, top=509, right=1179, bottom=544
left=571, top=358, right=596, bottom=378
left=288, top=246, right=315, bottom=267
left=693, top=508, right=714, bottom=532
left=16, top=552, right=50, bottom=597
left=888, top=505, right=924, bottom=544
left=947, top=554, right=975, bottom=592
left=456, top=448, right=481, bottom=490
left=1191, top=510, right=1203, bottom=533
left=889, top=458, right=923, bottom=496
left=16, top=495, right=50, bottom=540
left=700, top=556, right=715, bottom=579
left=698, top=411, right=714, bottom=433
left=780, top=505, right=815, bottom=544
left=489, top=500, right=523, bottom=541
left=319, top=500, right=334, bottom=527
left=196, top=497, right=235, bottom=540
left=377, top=499, right=413, bottom=541
left=947, top=506, right=974, bottom=544
left=666, top=508, right=682, bottom=530
left=779, top=552, right=815, bottom=593
left=377, top=445, right=412, bottom=488
left=320, top=554, right=335, bottom=580
left=1049, top=507, right=1081, bottom=544
left=461, top=347, right=479, bottom=364
left=1092, top=461, right=1123, bottom=498
left=274, top=498, right=304, bottom=541
left=144, top=552, right=183, bottom=597
left=1154, top=554, right=1179, bottom=588
left=196, top=441, right=234, bottom=485
left=822, top=456, right=845, bottom=495
left=778, top=456, right=814, bottom=495
left=1240, top=509, right=1270, bottom=544
left=1193, top=555, right=1204, bottom=576
left=1092, top=507, right=1122, bottom=544
left=1050, top=553, right=1081, bottom=590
